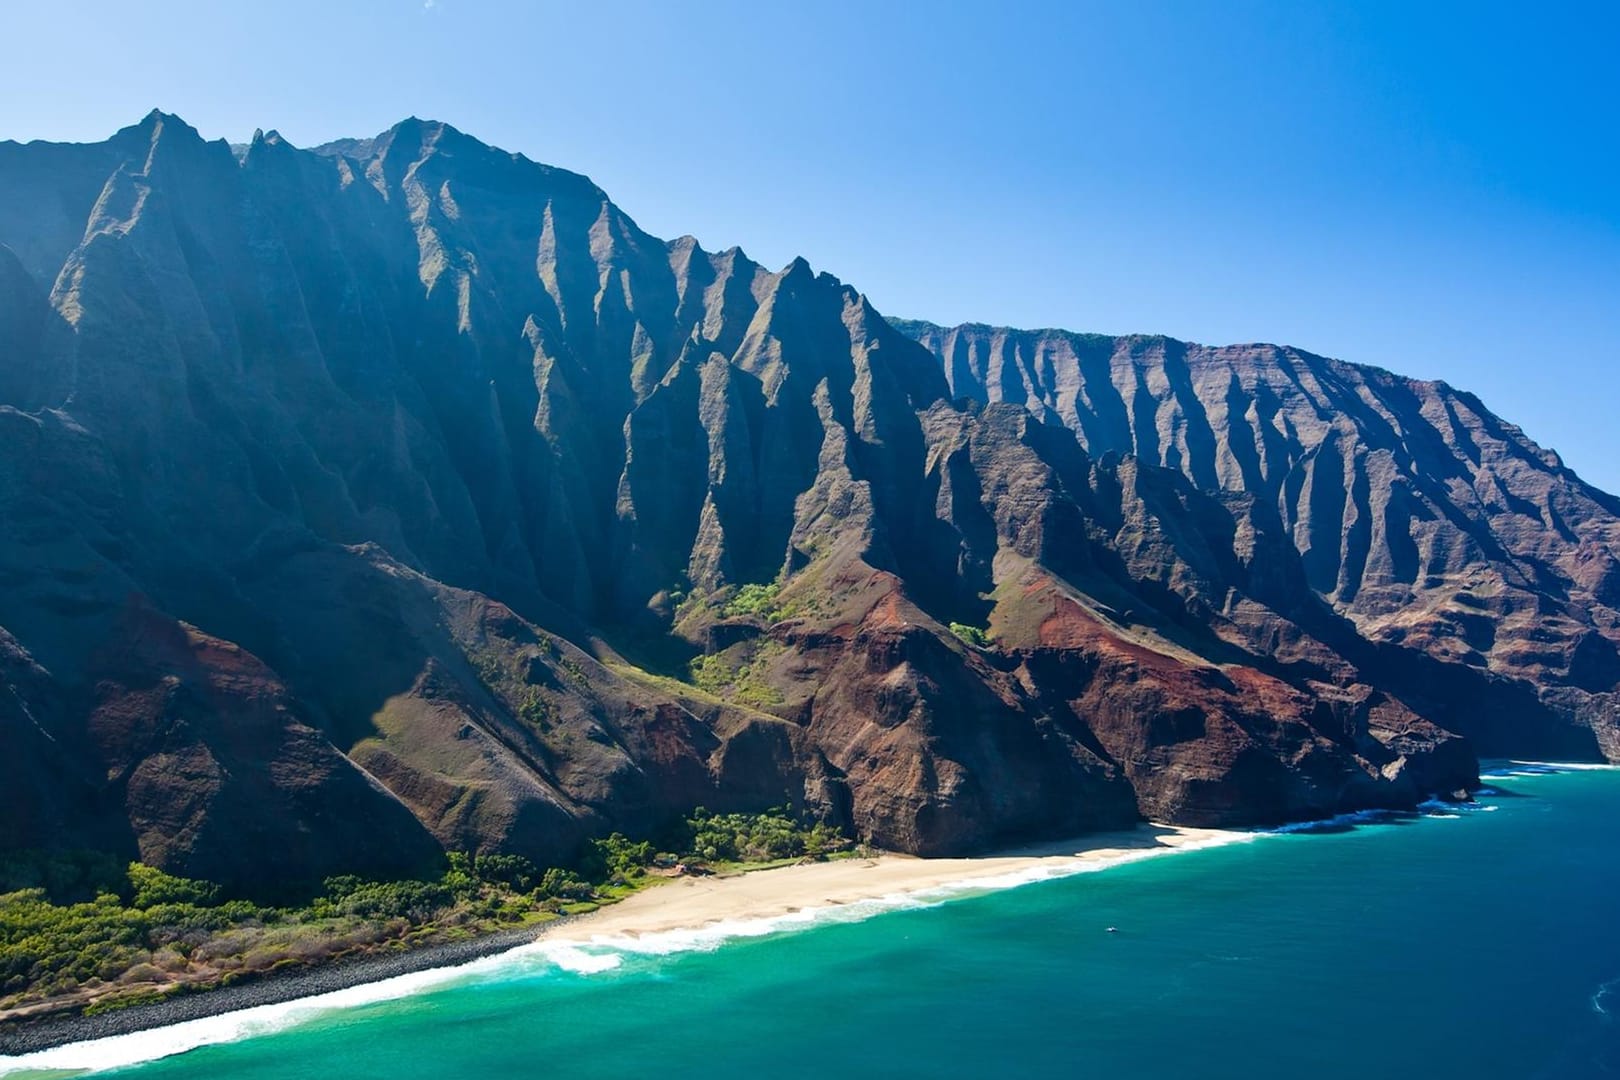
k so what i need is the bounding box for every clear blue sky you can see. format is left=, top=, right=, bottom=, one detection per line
left=3, top=1, right=1617, bottom=490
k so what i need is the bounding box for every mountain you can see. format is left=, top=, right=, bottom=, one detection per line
left=896, top=321, right=1620, bottom=748
left=0, top=112, right=1612, bottom=897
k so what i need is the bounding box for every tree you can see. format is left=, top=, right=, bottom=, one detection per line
left=126, top=863, right=220, bottom=909
left=948, top=622, right=989, bottom=647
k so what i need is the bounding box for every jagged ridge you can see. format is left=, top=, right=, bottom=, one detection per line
left=0, top=112, right=1611, bottom=895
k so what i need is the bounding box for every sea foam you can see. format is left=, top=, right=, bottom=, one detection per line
left=0, top=954, right=508, bottom=1078
left=1478, top=760, right=1620, bottom=780
left=1267, top=808, right=1401, bottom=833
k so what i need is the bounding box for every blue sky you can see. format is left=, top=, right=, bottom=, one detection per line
left=3, top=1, right=1617, bottom=490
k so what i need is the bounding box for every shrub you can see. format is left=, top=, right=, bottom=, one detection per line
left=948, top=622, right=989, bottom=647
left=323, top=877, right=453, bottom=921
left=537, top=868, right=593, bottom=901
left=688, top=644, right=784, bottom=706
left=118, top=962, right=164, bottom=986
left=722, top=582, right=781, bottom=619
left=689, top=653, right=733, bottom=693
left=590, top=834, right=653, bottom=880
left=127, top=864, right=220, bottom=909
left=473, top=854, right=539, bottom=893
left=679, top=806, right=848, bottom=864
left=518, top=691, right=551, bottom=729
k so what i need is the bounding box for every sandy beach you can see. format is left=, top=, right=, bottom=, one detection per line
left=0, top=823, right=1248, bottom=1063
left=564, top=823, right=1246, bottom=939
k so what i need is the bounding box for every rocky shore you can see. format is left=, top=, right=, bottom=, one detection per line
left=0, top=922, right=546, bottom=1057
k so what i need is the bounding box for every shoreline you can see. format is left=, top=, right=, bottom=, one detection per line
left=560, top=823, right=1245, bottom=941
left=0, top=823, right=1243, bottom=1062
left=0, top=922, right=553, bottom=1058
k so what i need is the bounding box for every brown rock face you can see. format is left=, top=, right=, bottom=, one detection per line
left=0, top=112, right=1609, bottom=890
left=899, top=321, right=1620, bottom=760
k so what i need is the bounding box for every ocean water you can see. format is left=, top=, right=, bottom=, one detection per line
left=7, top=764, right=1620, bottom=1080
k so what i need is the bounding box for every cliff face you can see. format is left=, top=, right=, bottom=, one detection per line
left=898, top=321, right=1620, bottom=759
left=0, top=112, right=1611, bottom=894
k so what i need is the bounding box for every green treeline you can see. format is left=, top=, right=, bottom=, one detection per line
left=0, top=807, right=851, bottom=1016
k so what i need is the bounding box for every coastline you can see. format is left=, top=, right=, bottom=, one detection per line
left=563, top=823, right=1244, bottom=940
left=0, top=823, right=1243, bottom=1063
left=0, top=922, right=550, bottom=1058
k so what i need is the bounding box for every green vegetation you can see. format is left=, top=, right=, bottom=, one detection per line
left=682, top=807, right=848, bottom=865
left=671, top=583, right=706, bottom=623
left=517, top=689, right=552, bottom=730
left=559, top=655, right=590, bottom=686
left=723, top=582, right=782, bottom=619
left=688, top=652, right=733, bottom=694
left=0, top=858, right=555, bottom=1018
left=948, top=622, right=990, bottom=647
left=687, top=641, right=785, bottom=707
left=468, top=640, right=578, bottom=730
left=127, top=863, right=220, bottom=908
left=716, top=580, right=817, bottom=624
left=0, top=809, right=851, bottom=1019
left=672, top=576, right=830, bottom=635
left=468, top=646, right=508, bottom=689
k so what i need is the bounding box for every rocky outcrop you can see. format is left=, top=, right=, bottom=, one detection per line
left=0, top=112, right=1609, bottom=893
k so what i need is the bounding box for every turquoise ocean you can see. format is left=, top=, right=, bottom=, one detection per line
left=7, top=764, right=1620, bottom=1080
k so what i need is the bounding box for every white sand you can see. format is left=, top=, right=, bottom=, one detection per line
left=561, top=824, right=1249, bottom=940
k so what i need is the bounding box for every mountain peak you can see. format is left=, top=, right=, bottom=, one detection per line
left=780, top=254, right=816, bottom=282
left=384, top=116, right=476, bottom=151
left=112, top=108, right=176, bottom=143
left=130, top=109, right=201, bottom=139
